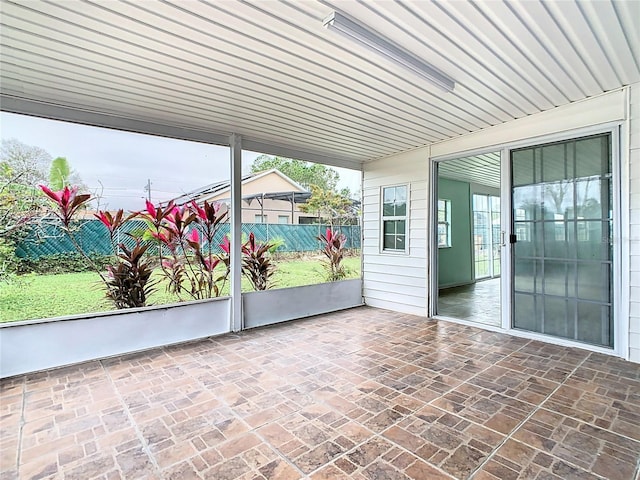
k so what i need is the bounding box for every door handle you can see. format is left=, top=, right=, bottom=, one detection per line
left=501, top=231, right=506, bottom=246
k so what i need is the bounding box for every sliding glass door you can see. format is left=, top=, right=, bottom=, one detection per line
left=511, top=134, right=613, bottom=347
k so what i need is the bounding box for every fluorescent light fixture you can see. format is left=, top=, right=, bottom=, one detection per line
left=323, top=11, right=455, bottom=93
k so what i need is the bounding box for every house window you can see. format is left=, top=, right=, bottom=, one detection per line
left=382, top=185, right=408, bottom=252
left=278, top=215, right=288, bottom=224
left=254, top=214, right=267, bottom=223
left=438, top=199, right=451, bottom=248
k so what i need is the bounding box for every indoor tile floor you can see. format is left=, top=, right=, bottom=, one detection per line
left=438, top=278, right=501, bottom=327
left=1, top=306, right=639, bottom=480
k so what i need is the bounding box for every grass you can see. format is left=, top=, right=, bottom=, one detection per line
left=0, top=256, right=360, bottom=323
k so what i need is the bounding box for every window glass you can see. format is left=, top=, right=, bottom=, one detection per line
left=438, top=199, right=451, bottom=247
left=381, top=186, right=408, bottom=252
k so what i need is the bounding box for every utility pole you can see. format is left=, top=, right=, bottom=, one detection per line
left=144, top=179, right=152, bottom=202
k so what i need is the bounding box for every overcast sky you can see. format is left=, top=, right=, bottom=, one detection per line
left=0, top=112, right=361, bottom=211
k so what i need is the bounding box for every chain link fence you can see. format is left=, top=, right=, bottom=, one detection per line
left=15, top=220, right=361, bottom=259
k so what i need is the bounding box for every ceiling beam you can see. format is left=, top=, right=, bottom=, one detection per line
left=0, top=94, right=231, bottom=146
left=1, top=94, right=363, bottom=171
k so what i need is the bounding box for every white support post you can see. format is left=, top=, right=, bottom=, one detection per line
left=230, top=134, right=243, bottom=332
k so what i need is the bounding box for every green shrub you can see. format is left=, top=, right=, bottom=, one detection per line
left=0, top=238, right=20, bottom=283
left=15, top=253, right=113, bottom=275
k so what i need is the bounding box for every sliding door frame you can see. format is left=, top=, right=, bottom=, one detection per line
left=429, top=122, right=626, bottom=357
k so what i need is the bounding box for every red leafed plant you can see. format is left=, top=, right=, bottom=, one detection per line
left=39, top=185, right=102, bottom=278
left=142, top=200, right=229, bottom=300
left=104, top=239, right=155, bottom=309
left=242, top=232, right=275, bottom=291
left=94, top=208, right=156, bottom=308
left=40, top=185, right=156, bottom=308
left=40, top=184, right=273, bottom=305
left=317, top=228, right=348, bottom=281
left=40, top=185, right=91, bottom=227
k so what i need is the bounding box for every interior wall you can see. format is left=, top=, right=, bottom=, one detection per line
left=438, top=178, right=474, bottom=288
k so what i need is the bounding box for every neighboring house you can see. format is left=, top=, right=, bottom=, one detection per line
left=168, top=169, right=315, bottom=224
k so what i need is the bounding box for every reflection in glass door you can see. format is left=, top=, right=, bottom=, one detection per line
left=511, top=134, right=613, bottom=347
left=473, top=195, right=501, bottom=279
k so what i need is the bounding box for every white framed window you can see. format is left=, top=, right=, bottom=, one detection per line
left=381, top=185, right=408, bottom=252
left=254, top=214, right=267, bottom=223
left=278, top=215, right=288, bottom=224
left=437, top=199, right=451, bottom=248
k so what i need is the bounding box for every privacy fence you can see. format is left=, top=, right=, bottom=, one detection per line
left=15, top=220, right=361, bottom=259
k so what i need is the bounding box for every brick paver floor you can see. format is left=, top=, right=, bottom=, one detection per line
left=1, top=306, right=639, bottom=479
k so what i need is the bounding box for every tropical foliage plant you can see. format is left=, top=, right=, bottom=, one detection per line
left=39, top=185, right=96, bottom=268
left=142, top=200, right=230, bottom=300
left=242, top=232, right=275, bottom=291
left=38, top=183, right=286, bottom=308
left=40, top=185, right=158, bottom=308
left=104, top=239, right=155, bottom=308
left=317, top=228, right=348, bottom=281
left=94, top=207, right=157, bottom=308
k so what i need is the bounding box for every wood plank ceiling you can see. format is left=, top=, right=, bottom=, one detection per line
left=1, top=0, right=638, bottom=166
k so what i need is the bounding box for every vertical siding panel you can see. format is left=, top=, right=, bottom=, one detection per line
left=629, top=83, right=640, bottom=362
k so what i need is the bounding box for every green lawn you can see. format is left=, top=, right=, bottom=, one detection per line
left=0, top=256, right=360, bottom=323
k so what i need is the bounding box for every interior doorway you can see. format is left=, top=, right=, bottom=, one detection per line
left=435, top=151, right=502, bottom=327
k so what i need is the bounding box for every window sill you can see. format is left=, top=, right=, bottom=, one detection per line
left=381, top=249, right=408, bottom=255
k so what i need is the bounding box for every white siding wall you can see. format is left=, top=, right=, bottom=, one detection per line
left=629, top=84, right=640, bottom=362
left=362, top=149, right=429, bottom=315
left=362, top=87, right=639, bottom=363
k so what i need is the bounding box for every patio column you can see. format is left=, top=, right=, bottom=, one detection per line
left=230, top=133, right=243, bottom=332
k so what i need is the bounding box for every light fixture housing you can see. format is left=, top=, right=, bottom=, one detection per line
left=323, top=11, right=455, bottom=93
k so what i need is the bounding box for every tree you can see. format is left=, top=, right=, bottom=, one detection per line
left=49, top=157, right=71, bottom=190
left=299, top=185, right=352, bottom=227
left=0, top=166, right=42, bottom=237
left=0, top=139, right=54, bottom=282
left=48, top=156, right=85, bottom=191
left=0, top=139, right=52, bottom=238
left=250, top=155, right=339, bottom=191
left=1, top=138, right=50, bottom=187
